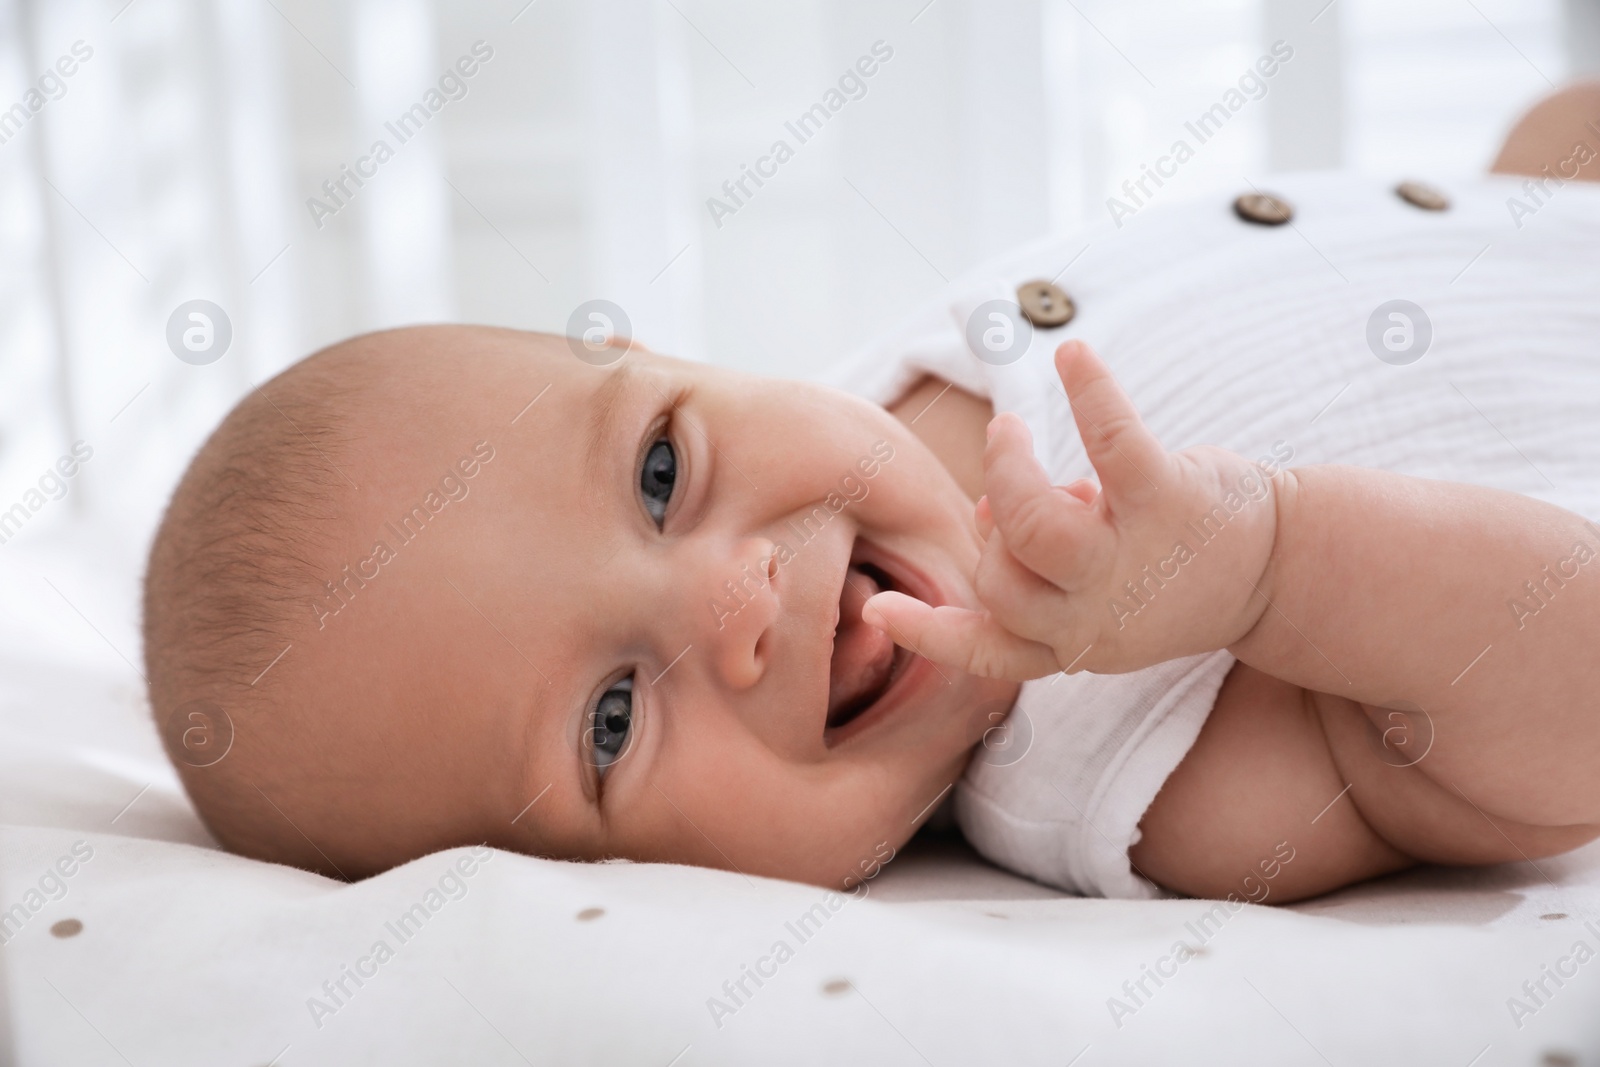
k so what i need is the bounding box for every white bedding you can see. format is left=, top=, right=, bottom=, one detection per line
left=3, top=526, right=1599, bottom=1064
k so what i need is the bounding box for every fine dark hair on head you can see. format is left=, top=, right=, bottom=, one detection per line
left=143, top=345, right=365, bottom=857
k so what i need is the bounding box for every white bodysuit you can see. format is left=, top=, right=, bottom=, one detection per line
left=826, top=172, right=1600, bottom=899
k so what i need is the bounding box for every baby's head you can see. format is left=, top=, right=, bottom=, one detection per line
left=143, top=325, right=1014, bottom=886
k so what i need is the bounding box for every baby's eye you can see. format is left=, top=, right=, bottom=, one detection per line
left=589, top=677, right=633, bottom=778
left=640, top=439, right=676, bottom=526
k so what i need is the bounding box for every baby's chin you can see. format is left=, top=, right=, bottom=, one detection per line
left=946, top=669, right=1029, bottom=773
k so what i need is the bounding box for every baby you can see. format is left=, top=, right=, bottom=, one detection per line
left=144, top=146, right=1600, bottom=908
left=143, top=325, right=1021, bottom=890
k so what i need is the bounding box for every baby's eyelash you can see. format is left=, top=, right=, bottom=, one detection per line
left=663, top=383, right=693, bottom=417
left=654, top=385, right=694, bottom=443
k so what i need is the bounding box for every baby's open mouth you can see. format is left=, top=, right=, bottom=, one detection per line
left=826, top=552, right=911, bottom=736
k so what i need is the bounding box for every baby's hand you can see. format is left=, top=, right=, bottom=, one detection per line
left=864, top=341, right=1282, bottom=680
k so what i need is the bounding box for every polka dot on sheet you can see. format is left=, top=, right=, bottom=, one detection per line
left=1540, top=912, right=1568, bottom=921
left=821, top=979, right=851, bottom=996
left=50, top=919, right=83, bottom=938
left=576, top=907, right=605, bottom=921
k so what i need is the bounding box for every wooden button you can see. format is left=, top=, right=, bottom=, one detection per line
left=1015, top=280, right=1075, bottom=328
left=1233, top=192, right=1293, bottom=225
left=1396, top=180, right=1449, bottom=211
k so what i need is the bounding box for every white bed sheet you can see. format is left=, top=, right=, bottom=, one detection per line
left=3, top=521, right=1598, bottom=1066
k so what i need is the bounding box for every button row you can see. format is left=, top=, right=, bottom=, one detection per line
left=1015, top=180, right=1451, bottom=328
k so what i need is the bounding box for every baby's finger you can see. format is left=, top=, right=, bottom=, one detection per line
left=973, top=533, right=1076, bottom=647
left=1056, top=340, right=1168, bottom=509
left=862, top=591, right=1060, bottom=681
left=983, top=414, right=1101, bottom=590
left=1062, top=478, right=1098, bottom=505
left=975, top=496, right=994, bottom=541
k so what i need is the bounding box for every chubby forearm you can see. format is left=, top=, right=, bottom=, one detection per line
left=1230, top=464, right=1600, bottom=766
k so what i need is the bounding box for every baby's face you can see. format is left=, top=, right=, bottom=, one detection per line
left=285, top=329, right=1016, bottom=885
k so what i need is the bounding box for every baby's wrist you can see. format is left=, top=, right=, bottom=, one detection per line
left=1228, top=464, right=1295, bottom=648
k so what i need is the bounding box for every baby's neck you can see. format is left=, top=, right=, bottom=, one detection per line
left=886, top=376, right=993, bottom=502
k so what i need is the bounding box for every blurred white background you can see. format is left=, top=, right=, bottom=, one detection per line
left=0, top=0, right=1591, bottom=649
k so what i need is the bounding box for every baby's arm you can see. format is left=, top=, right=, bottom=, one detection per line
left=1136, top=464, right=1600, bottom=901
left=1228, top=461, right=1600, bottom=830
left=868, top=341, right=1600, bottom=899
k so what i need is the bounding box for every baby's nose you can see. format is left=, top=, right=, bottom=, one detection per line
left=697, top=538, right=780, bottom=689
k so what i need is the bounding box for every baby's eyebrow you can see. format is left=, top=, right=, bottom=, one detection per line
left=584, top=362, right=636, bottom=478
